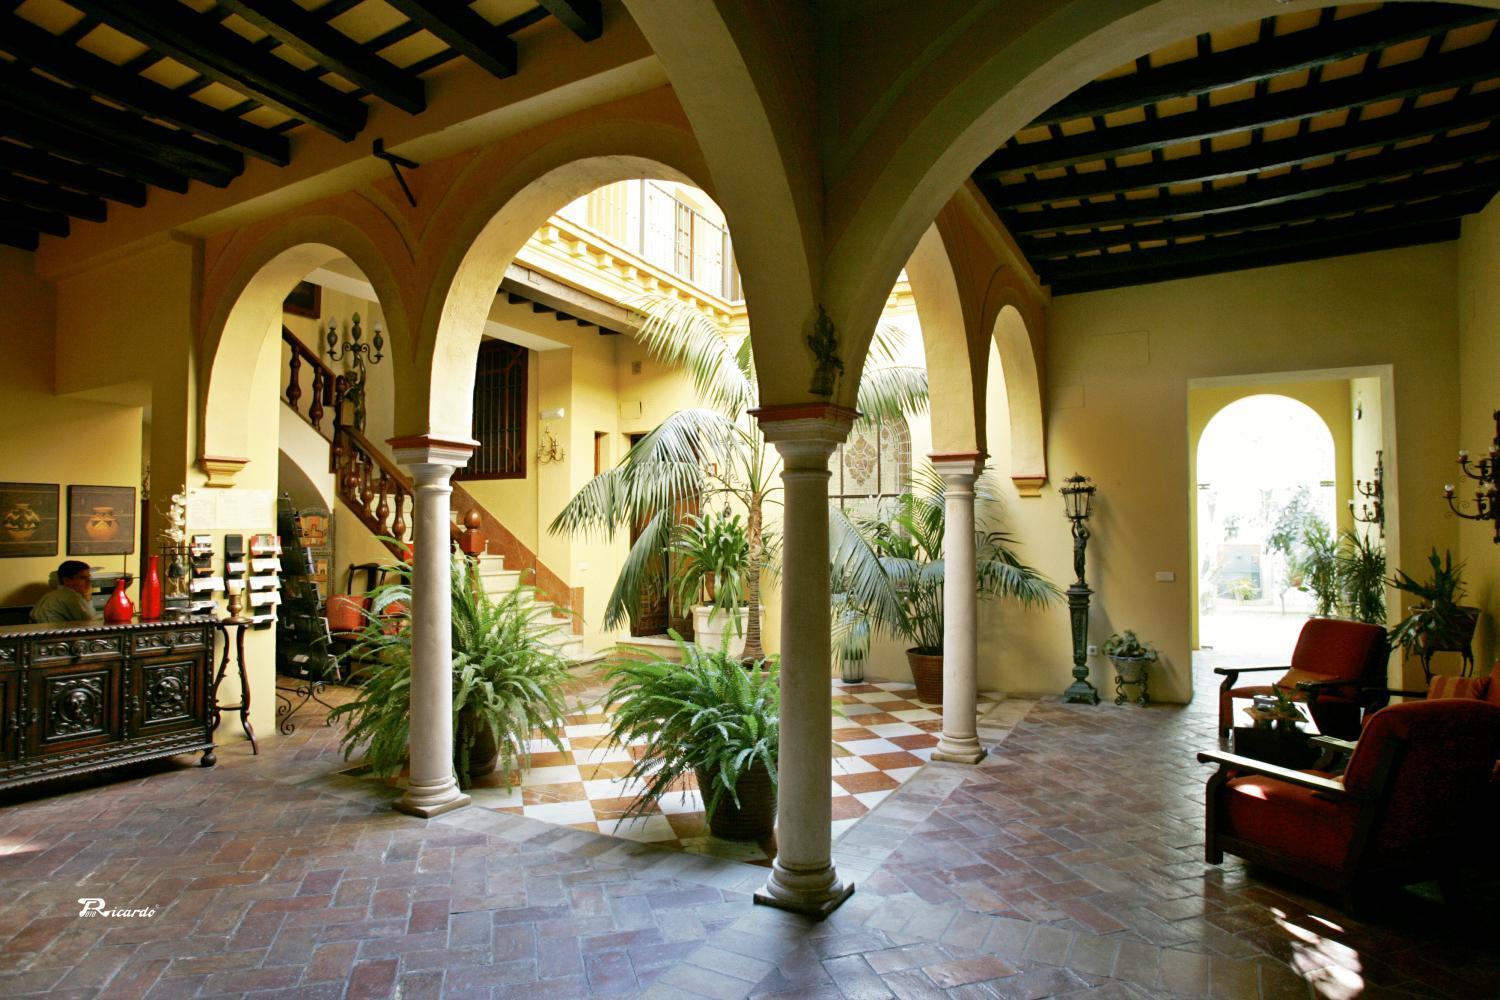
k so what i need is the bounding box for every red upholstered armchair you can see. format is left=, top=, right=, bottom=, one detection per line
left=1214, top=618, right=1388, bottom=739
left=1198, top=699, right=1500, bottom=910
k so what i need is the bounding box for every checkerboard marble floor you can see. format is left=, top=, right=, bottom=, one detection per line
left=364, top=676, right=1015, bottom=866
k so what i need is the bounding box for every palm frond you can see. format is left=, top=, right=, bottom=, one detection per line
left=856, top=365, right=929, bottom=426
left=633, top=293, right=753, bottom=418
left=602, top=509, right=674, bottom=632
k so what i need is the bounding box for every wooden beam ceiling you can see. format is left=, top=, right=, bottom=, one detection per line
left=382, top=0, right=520, bottom=81
left=977, top=2, right=1500, bottom=294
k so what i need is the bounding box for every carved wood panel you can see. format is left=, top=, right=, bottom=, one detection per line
left=138, top=658, right=196, bottom=728
left=31, top=663, right=120, bottom=750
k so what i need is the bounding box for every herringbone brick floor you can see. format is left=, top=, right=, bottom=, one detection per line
left=1, top=658, right=1496, bottom=999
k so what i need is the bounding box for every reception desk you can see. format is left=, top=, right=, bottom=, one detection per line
left=0, top=617, right=217, bottom=792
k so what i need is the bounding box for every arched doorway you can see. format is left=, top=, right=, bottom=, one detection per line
left=1195, top=394, right=1338, bottom=661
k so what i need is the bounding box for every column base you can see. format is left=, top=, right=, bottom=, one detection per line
left=753, top=859, right=854, bottom=919
left=1063, top=680, right=1101, bottom=705
left=931, top=735, right=986, bottom=764
left=394, top=778, right=471, bottom=818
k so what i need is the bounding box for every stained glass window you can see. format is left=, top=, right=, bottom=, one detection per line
left=829, top=419, right=911, bottom=519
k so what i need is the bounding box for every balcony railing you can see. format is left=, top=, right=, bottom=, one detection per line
left=558, top=180, right=742, bottom=301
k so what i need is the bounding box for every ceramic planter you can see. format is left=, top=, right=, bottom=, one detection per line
left=840, top=654, right=866, bottom=684
left=697, top=760, right=776, bottom=841
left=907, top=648, right=944, bottom=705
left=1109, top=655, right=1152, bottom=706
left=692, top=605, right=754, bottom=658
left=457, top=708, right=499, bottom=783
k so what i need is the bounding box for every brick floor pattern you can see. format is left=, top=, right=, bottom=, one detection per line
left=1, top=658, right=1497, bottom=998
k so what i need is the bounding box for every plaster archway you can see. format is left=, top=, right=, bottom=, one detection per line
left=200, top=212, right=413, bottom=478
left=817, top=0, right=1500, bottom=416
left=906, top=224, right=985, bottom=459
left=992, top=304, right=1046, bottom=495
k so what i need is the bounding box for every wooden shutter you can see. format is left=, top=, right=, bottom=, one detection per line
left=457, top=340, right=528, bottom=480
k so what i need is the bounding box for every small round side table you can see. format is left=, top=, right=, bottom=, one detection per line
left=211, top=617, right=258, bottom=754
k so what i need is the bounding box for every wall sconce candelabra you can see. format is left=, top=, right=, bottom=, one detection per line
left=1443, top=410, right=1499, bottom=544
left=325, top=313, right=383, bottom=432
left=1349, top=450, right=1384, bottom=536
left=537, top=426, right=566, bottom=465
left=1060, top=473, right=1100, bottom=705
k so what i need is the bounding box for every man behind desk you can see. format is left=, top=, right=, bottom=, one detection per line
left=30, top=561, right=98, bottom=624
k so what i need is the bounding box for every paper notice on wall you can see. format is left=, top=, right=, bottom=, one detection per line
left=185, top=489, right=275, bottom=530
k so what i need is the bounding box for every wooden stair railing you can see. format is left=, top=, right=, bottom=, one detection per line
left=280, top=328, right=581, bottom=631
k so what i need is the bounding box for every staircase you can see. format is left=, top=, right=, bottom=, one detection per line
left=280, top=328, right=589, bottom=662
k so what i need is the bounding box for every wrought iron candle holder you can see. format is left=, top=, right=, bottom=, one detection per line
left=1060, top=473, right=1100, bottom=705
left=325, top=313, right=384, bottom=432
left=1349, top=450, right=1384, bottom=536
left=1443, top=410, right=1499, bottom=544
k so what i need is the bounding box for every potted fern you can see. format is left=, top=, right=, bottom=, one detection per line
left=601, top=634, right=779, bottom=840
left=1390, top=548, right=1480, bottom=682
left=669, top=511, right=757, bottom=657
left=330, top=551, right=573, bottom=789
left=1102, top=629, right=1156, bottom=706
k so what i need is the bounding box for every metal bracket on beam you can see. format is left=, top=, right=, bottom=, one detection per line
left=372, top=138, right=419, bottom=207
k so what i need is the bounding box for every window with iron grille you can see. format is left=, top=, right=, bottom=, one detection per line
left=829, top=419, right=912, bottom=519
left=457, top=339, right=528, bottom=480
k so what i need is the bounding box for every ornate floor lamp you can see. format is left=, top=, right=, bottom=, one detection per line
left=1061, top=474, right=1100, bottom=705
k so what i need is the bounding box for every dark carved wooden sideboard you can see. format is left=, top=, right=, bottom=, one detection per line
left=0, top=617, right=217, bottom=791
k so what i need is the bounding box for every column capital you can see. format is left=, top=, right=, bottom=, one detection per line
left=928, top=451, right=984, bottom=483
left=751, top=403, right=857, bottom=463
left=388, top=434, right=479, bottom=470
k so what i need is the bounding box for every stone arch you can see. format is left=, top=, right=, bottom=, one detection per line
left=200, top=209, right=413, bottom=478
left=818, top=0, right=1500, bottom=414
left=991, top=303, right=1046, bottom=496
left=906, top=223, right=984, bottom=458
left=410, top=111, right=723, bottom=439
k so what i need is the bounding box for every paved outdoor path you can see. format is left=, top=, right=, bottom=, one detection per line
left=0, top=658, right=1496, bottom=999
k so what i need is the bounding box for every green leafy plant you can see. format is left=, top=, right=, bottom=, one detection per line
left=1336, top=528, right=1386, bottom=625
left=668, top=510, right=751, bottom=633
left=1295, top=520, right=1342, bottom=616
left=600, top=634, right=779, bottom=823
left=1229, top=578, right=1259, bottom=603
left=550, top=294, right=927, bottom=660
left=1389, top=548, right=1475, bottom=660
left=830, top=467, right=1058, bottom=653
left=329, top=551, right=572, bottom=789
left=1102, top=630, right=1157, bottom=661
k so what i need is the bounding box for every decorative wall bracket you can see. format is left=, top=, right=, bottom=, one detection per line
left=806, top=307, right=844, bottom=398
left=1443, top=410, right=1499, bottom=544
left=200, top=455, right=249, bottom=488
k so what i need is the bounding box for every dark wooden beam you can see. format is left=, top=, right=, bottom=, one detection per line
left=1023, top=164, right=1500, bottom=258
left=983, top=41, right=1500, bottom=175
left=0, top=63, right=242, bottom=186
left=0, top=172, right=107, bottom=222
left=1034, top=6, right=1497, bottom=126
left=0, top=200, right=68, bottom=238
left=1039, top=192, right=1487, bottom=284
left=0, top=11, right=289, bottom=166
left=217, top=0, right=426, bottom=115
left=69, top=0, right=369, bottom=141
left=383, top=0, right=519, bottom=80
left=987, top=91, right=1500, bottom=203
left=0, top=223, right=39, bottom=252
left=1001, top=126, right=1500, bottom=235
left=538, top=0, right=603, bottom=41
left=0, top=109, right=191, bottom=194
left=0, top=142, right=146, bottom=207
left=1048, top=218, right=1463, bottom=295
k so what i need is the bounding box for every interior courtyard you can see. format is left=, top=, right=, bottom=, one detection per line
left=2, top=1, right=1500, bottom=997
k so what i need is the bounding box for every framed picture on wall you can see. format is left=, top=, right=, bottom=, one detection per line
left=67, top=485, right=137, bottom=556
left=283, top=280, right=322, bottom=319
left=0, top=483, right=59, bottom=558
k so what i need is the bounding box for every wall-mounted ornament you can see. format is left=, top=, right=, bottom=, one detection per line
left=67, top=485, right=136, bottom=556
left=0, top=482, right=58, bottom=558
left=1350, top=450, right=1384, bottom=536
left=326, top=312, right=384, bottom=432
left=806, top=307, right=844, bottom=398
left=537, top=425, right=566, bottom=465
left=1443, top=409, right=1499, bottom=544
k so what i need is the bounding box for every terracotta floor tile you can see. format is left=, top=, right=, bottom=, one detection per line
left=862, top=751, right=927, bottom=770
left=522, top=782, right=588, bottom=805
left=834, top=771, right=900, bottom=794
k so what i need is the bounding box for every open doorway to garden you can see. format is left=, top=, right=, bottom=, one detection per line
left=1194, top=394, right=1338, bottom=662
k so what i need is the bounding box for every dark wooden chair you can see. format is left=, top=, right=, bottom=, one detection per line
left=1199, top=698, right=1500, bottom=911
left=1214, top=617, right=1388, bottom=740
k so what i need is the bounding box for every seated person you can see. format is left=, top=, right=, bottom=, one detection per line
left=30, top=560, right=98, bottom=624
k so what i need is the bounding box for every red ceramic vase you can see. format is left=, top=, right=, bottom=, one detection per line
left=103, top=578, right=134, bottom=624
left=139, top=555, right=163, bottom=620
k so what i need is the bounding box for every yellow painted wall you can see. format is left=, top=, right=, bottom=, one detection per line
left=976, top=242, right=1459, bottom=702
left=1456, top=198, right=1500, bottom=675
left=0, top=248, right=144, bottom=607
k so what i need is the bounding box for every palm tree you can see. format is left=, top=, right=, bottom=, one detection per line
left=549, top=294, right=928, bottom=660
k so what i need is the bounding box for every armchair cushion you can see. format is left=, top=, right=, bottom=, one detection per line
left=1292, top=618, right=1387, bottom=682
left=326, top=594, right=367, bottom=636
left=1428, top=675, right=1490, bottom=700
left=1221, top=775, right=1353, bottom=870
left=1225, top=668, right=1339, bottom=701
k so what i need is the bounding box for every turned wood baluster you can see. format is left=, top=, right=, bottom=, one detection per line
left=361, top=461, right=376, bottom=520
left=285, top=348, right=302, bottom=414
left=392, top=489, right=408, bottom=541
left=375, top=473, right=391, bottom=533
left=333, top=375, right=348, bottom=432
left=308, top=362, right=325, bottom=430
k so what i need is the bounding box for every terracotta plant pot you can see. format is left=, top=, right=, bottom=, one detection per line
left=697, top=760, right=776, bottom=841
left=907, top=647, right=944, bottom=705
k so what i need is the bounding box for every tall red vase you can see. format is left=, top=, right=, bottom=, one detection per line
left=103, top=578, right=134, bottom=624
left=140, top=555, right=163, bottom=620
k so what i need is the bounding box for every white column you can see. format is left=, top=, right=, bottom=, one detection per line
left=390, top=437, right=475, bottom=818
left=931, top=454, right=985, bottom=765
left=753, top=408, right=855, bottom=918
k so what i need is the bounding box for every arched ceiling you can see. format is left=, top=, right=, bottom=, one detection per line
left=974, top=2, right=1500, bottom=294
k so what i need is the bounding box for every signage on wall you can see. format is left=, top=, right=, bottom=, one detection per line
left=185, top=490, right=275, bottom=530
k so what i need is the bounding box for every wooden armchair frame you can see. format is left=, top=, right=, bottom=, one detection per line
left=1214, top=665, right=1288, bottom=738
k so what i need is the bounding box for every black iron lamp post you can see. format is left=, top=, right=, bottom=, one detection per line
left=325, top=312, right=384, bottom=432
left=1061, top=473, right=1100, bottom=705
